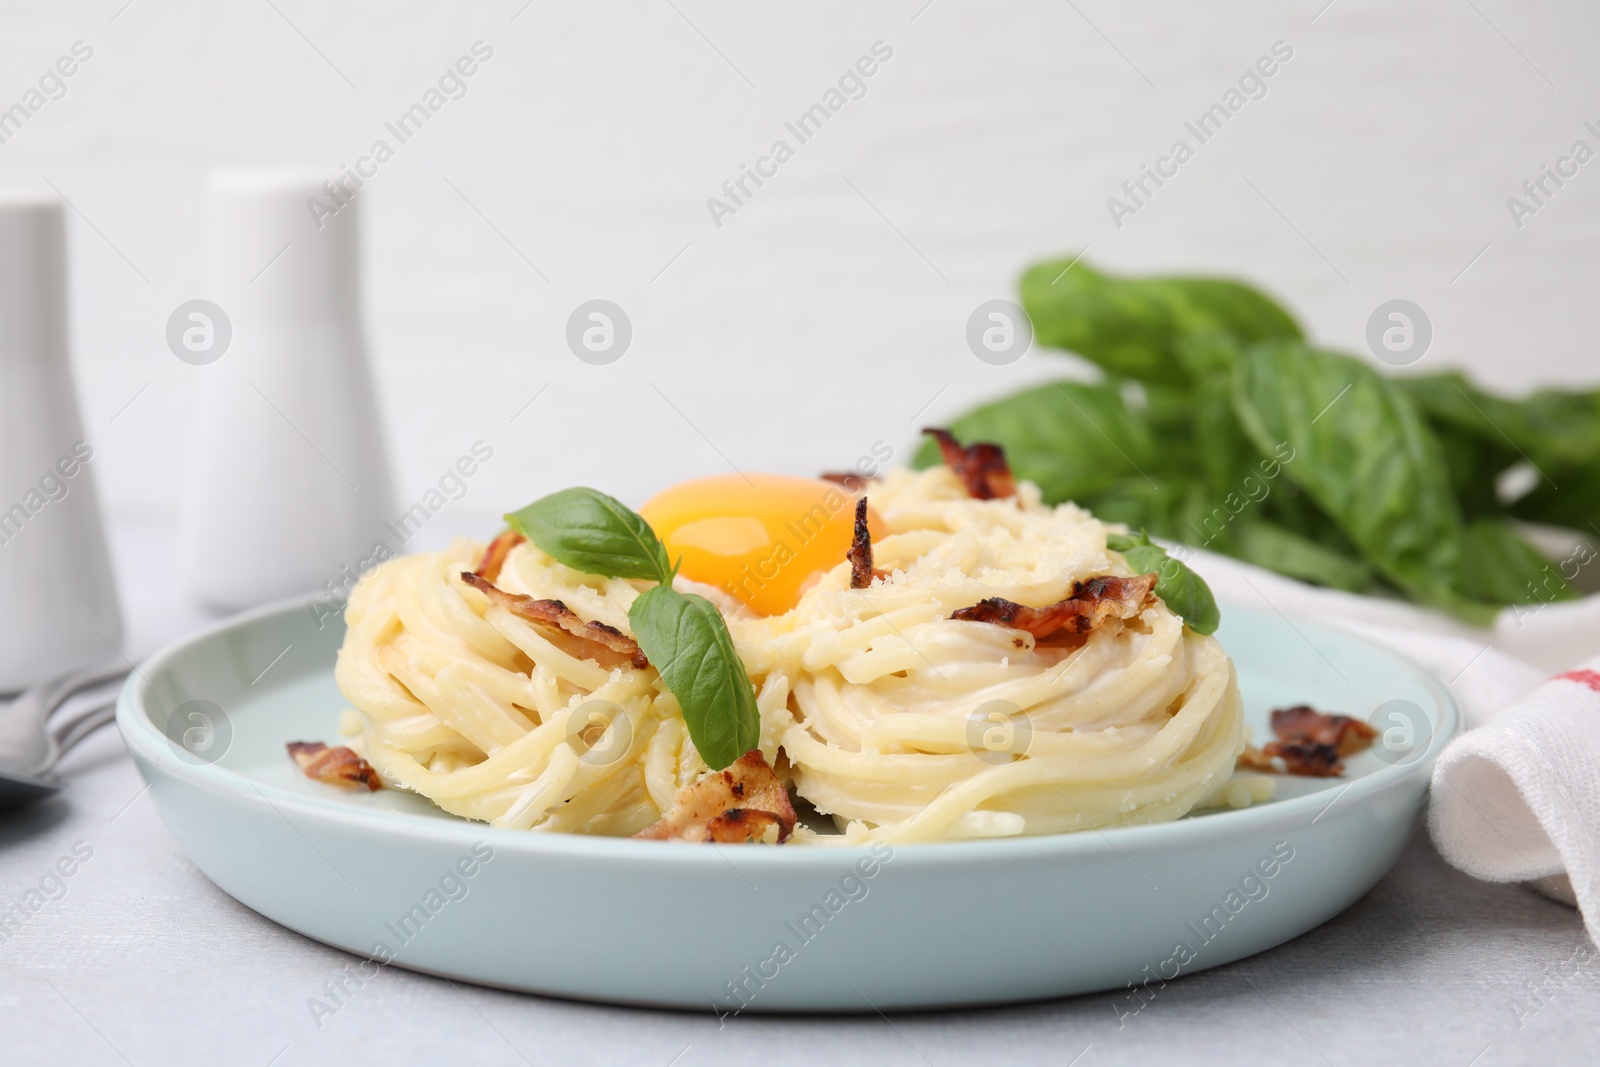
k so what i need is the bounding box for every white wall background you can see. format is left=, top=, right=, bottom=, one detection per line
left=3, top=0, right=1597, bottom=543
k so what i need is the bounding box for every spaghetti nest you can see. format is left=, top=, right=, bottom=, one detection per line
left=334, top=466, right=1247, bottom=844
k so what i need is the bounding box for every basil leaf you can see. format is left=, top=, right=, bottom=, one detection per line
left=1260, top=478, right=1367, bottom=560
left=1174, top=335, right=1260, bottom=502
left=508, top=487, right=757, bottom=771
left=1231, top=341, right=1479, bottom=618
left=1398, top=372, right=1600, bottom=467
left=1235, top=522, right=1374, bottom=593
left=506, top=487, right=672, bottom=585
left=1138, top=379, right=1199, bottom=444
left=1401, top=372, right=1600, bottom=529
left=1462, top=518, right=1575, bottom=606
left=1430, top=421, right=1516, bottom=519
left=1019, top=259, right=1301, bottom=382
left=1086, top=479, right=1210, bottom=546
left=932, top=257, right=1591, bottom=621
left=1512, top=463, right=1600, bottom=530
left=909, top=380, right=1170, bottom=503
left=1106, top=531, right=1221, bottom=635
left=628, top=585, right=760, bottom=770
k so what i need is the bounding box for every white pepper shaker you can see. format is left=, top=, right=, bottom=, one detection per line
left=0, top=192, right=124, bottom=690
left=179, top=171, right=395, bottom=611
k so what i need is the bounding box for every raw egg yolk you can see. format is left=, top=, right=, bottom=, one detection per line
left=639, top=474, right=885, bottom=616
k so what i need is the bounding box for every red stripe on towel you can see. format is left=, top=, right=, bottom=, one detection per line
left=1555, top=669, right=1600, bottom=692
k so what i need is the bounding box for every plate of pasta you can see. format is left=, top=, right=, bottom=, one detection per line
left=118, top=432, right=1456, bottom=1010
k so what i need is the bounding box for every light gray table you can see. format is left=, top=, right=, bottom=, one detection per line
left=2, top=521, right=1596, bottom=1067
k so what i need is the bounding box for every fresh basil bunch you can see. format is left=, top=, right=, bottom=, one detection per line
left=916, top=258, right=1588, bottom=624
left=505, top=488, right=760, bottom=770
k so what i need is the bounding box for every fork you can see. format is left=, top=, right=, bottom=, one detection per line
left=0, top=659, right=130, bottom=807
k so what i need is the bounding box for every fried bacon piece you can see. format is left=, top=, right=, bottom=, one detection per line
left=923, top=427, right=1017, bottom=500
left=1271, top=705, right=1378, bottom=756
left=459, top=572, right=648, bottom=670
left=950, top=573, right=1157, bottom=639
left=1261, top=740, right=1343, bottom=777
left=1241, top=704, right=1379, bottom=777
left=847, top=496, right=889, bottom=589
left=634, top=750, right=797, bottom=844
left=287, top=742, right=383, bottom=791
left=474, top=530, right=525, bottom=583
left=820, top=471, right=873, bottom=492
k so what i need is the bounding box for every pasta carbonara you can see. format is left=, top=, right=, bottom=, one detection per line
left=334, top=463, right=1255, bottom=844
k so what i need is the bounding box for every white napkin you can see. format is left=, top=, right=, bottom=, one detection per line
left=1429, top=664, right=1600, bottom=946
left=1175, top=545, right=1600, bottom=945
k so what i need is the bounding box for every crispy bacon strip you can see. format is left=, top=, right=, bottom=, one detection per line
left=460, top=571, right=648, bottom=670
left=923, top=427, right=1017, bottom=500
left=1262, top=739, right=1343, bottom=778
left=475, top=530, right=525, bottom=583
left=820, top=471, right=873, bottom=493
left=1240, top=704, right=1378, bottom=776
left=950, top=573, right=1157, bottom=639
left=287, top=742, right=383, bottom=791
left=1271, top=705, right=1378, bottom=756
left=634, top=750, right=797, bottom=844
left=847, top=496, right=888, bottom=589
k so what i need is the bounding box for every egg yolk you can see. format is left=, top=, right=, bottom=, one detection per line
left=639, top=474, right=885, bottom=616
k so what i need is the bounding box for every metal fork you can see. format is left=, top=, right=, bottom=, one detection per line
left=0, top=659, right=130, bottom=808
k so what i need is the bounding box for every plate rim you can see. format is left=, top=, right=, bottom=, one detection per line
left=117, top=593, right=1460, bottom=868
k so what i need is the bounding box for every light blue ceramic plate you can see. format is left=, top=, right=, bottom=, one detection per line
left=117, top=597, right=1456, bottom=1012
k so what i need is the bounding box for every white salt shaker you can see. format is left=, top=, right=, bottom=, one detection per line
left=179, top=171, right=395, bottom=611
left=0, top=193, right=124, bottom=691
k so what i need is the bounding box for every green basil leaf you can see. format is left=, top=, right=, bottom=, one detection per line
left=1511, top=462, right=1600, bottom=530
left=1106, top=531, right=1221, bottom=635
left=1234, top=521, right=1374, bottom=593
left=1095, top=483, right=1377, bottom=595
left=1429, top=421, right=1516, bottom=519
left=508, top=487, right=757, bottom=771
left=1398, top=372, right=1600, bottom=468
left=1400, top=372, right=1600, bottom=531
left=1260, top=479, right=1367, bottom=560
left=506, top=487, right=672, bottom=585
left=1231, top=341, right=1479, bottom=618
left=1019, top=258, right=1301, bottom=382
left=1173, top=335, right=1261, bottom=501
left=1137, top=379, right=1199, bottom=445
left=1462, top=518, right=1574, bottom=606
left=909, top=380, right=1171, bottom=503
left=1086, top=479, right=1210, bottom=546
left=628, top=585, right=760, bottom=771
